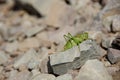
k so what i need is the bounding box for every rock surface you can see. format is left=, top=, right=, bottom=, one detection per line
left=99, top=0, right=120, bottom=32
left=56, top=74, right=72, bottom=80
left=107, top=48, right=120, bottom=64
left=112, top=35, right=120, bottom=49
left=50, top=40, right=104, bottom=75
left=30, top=73, right=56, bottom=80
left=14, top=49, right=40, bottom=69
left=0, top=0, right=120, bottom=80
left=8, top=70, right=31, bottom=80
left=75, top=59, right=113, bottom=80
left=101, top=37, right=114, bottom=49
left=24, top=26, right=46, bottom=37
left=0, top=51, right=9, bottom=65
left=4, top=41, right=18, bottom=53
left=17, top=0, right=77, bottom=27
left=18, top=38, right=41, bottom=51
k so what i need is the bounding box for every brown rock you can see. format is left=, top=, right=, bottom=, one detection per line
left=18, top=38, right=41, bottom=51
left=45, top=1, right=77, bottom=27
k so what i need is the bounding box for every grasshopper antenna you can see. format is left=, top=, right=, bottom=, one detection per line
left=64, top=33, right=73, bottom=41
left=64, top=35, right=70, bottom=41
left=68, top=33, right=73, bottom=38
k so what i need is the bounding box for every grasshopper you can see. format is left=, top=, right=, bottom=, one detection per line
left=63, top=32, right=89, bottom=51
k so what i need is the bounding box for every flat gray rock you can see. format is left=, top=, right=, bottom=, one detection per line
left=5, top=41, right=18, bottom=53
left=101, top=38, right=112, bottom=49
left=0, top=51, right=9, bottom=65
left=8, top=70, right=31, bottom=80
left=56, top=74, right=72, bottom=80
left=50, top=46, right=80, bottom=66
left=107, top=48, right=120, bottom=64
left=14, top=49, right=40, bottom=69
left=17, top=0, right=77, bottom=27
left=75, top=59, right=113, bottom=80
left=30, top=73, right=56, bottom=80
left=49, top=40, right=104, bottom=75
left=24, top=26, right=46, bottom=37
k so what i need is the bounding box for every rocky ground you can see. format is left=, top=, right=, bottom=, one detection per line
left=0, top=0, right=120, bottom=80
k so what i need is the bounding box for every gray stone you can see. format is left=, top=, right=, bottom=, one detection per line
left=30, top=73, right=56, bottom=80
left=99, top=0, right=120, bottom=19
left=112, top=35, right=120, bottom=49
left=99, top=0, right=120, bottom=32
left=5, top=41, right=18, bottom=53
left=87, top=31, right=103, bottom=44
left=101, top=38, right=113, bottom=49
left=50, top=40, right=103, bottom=75
left=18, top=38, right=41, bottom=51
left=18, top=0, right=77, bottom=27
left=0, top=66, right=3, bottom=73
left=0, top=51, right=9, bottom=65
left=0, top=35, right=3, bottom=45
left=70, top=0, right=101, bottom=17
left=75, top=59, right=113, bottom=80
left=8, top=70, right=31, bottom=80
left=45, top=1, right=77, bottom=27
left=0, top=23, right=9, bottom=40
left=107, top=66, right=120, bottom=75
left=14, top=49, right=40, bottom=69
left=24, top=26, right=46, bottom=37
left=38, top=47, right=49, bottom=73
left=50, top=46, right=80, bottom=66
left=56, top=74, right=73, bottom=80
left=112, top=15, right=120, bottom=32
left=107, top=48, right=120, bottom=64
left=18, top=0, right=59, bottom=16
left=31, top=69, right=41, bottom=76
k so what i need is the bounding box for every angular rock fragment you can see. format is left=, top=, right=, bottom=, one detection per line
left=14, top=48, right=49, bottom=71
left=8, top=70, right=31, bottom=80
left=75, top=59, right=113, bottom=80
left=107, top=48, right=120, bottom=64
left=24, top=26, right=46, bottom=37
left=70, top=0, right=101, bottom=17
left=99, top=0, right=120, bottom=32
left=14, top=49, right=40, bottom=69
left=87, top=31, right=103, bottom=44
left=101, top=37, right=113, bottom=49
left=45, top=1, right=77, bottom=27
left=112, top=35, right=120, bottom=49
left=17, top=0, right=77, bottom=27
left=18, top=38, right=41, bottom=51
left=112, top=16, right=120, bottom=32
left=30, top=73, right=56, bottom=80
left=4, top=41, right=18, bottom=53
left=0, top=51, right=9, bottom=65
left=107, top=66, right=120, bottom=75
left=0, top=23, right=9, bottom=40
left=49, top=40, right=104, bottom=75
left=56, top=74, right=72, bottom=80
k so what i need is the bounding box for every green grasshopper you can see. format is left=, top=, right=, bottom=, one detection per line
left=63, top=32, right=89, bottom=51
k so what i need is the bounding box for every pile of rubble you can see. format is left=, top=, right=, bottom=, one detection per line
left=0, top=0, right=120, bottom=80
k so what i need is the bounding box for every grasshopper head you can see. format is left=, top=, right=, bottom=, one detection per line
left=82, top=32, right=88, bottom=40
